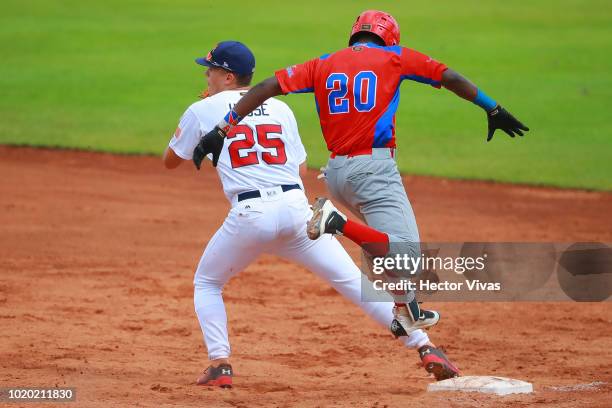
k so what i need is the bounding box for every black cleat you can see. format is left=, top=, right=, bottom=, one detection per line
left=419, top=346, right=460, bottom=381
left=307, top=197, right=347, bottom=240
left=390, top=302, right=440, bottom=336
left=196, top=364, right=233, bottom=388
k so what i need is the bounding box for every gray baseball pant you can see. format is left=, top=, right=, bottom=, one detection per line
left=324, top=148, right=421, bottom=303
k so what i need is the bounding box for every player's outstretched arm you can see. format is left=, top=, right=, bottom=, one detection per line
left=192, top=77, right=283, bottom=169
left=441, top=68, right=478, bottom=101
left=441, top=68, right=530, bottom=142
left=233, top=76, right=283, bottom=118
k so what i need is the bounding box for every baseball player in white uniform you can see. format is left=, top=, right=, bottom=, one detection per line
left=163, top=41, right=440, bottom=388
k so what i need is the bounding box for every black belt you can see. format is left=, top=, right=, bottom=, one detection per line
left=237, top=184, right=301, bottom=202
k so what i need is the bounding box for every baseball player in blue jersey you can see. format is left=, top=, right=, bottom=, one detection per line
left=191, top=10, right=529, bottom=380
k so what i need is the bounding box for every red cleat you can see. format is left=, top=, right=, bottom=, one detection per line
left=418, top=345, right=460, bottom=381
left=196, top=364, right=233, bottom=388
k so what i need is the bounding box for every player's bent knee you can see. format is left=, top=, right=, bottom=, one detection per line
left=193, top=275, right=226, bottom=294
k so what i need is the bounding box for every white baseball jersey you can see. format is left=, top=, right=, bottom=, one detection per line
left=169, top=90, right=306, bottom=202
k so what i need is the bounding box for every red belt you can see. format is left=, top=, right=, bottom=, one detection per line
left=330, top=147, right=394, bottom=159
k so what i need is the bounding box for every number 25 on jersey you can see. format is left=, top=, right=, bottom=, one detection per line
left=226, top=124, right=287, bottom=169
left=326, top=71, right=377, bottom=114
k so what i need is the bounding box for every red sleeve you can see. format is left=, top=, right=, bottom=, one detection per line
left=400, top=48, right=447, bottom=88
left=274, top=58, right=318, bottom=94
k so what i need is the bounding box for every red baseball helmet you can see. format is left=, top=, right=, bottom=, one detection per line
left=349, top=10, right=400, bottom=46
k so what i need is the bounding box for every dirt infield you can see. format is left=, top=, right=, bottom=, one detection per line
left=1, top=146, right=611, bottom=407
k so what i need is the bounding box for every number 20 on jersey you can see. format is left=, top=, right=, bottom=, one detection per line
left=326, top=71, right=377, bottom=114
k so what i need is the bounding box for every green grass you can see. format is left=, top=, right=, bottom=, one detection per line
left=1, top=0, right=611, bottom=190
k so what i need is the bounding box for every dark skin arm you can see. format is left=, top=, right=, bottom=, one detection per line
left=442, top=68, right=529, bottom=140
left=229, top=70, right=527, bottom=140
left=192, top=67, right=529, bottom=169
left=440, top=68, right=478, bottom=102
left=232, top=77, right=283, bottom=118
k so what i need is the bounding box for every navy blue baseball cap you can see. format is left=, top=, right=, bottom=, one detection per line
left=195, top=41, right=255, bottom=75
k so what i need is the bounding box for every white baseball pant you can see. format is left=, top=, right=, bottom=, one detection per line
left=193, top=188, right=430, bottom=360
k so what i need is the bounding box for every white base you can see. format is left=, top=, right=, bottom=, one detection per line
left=427, top=376, right=533, bottom=396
